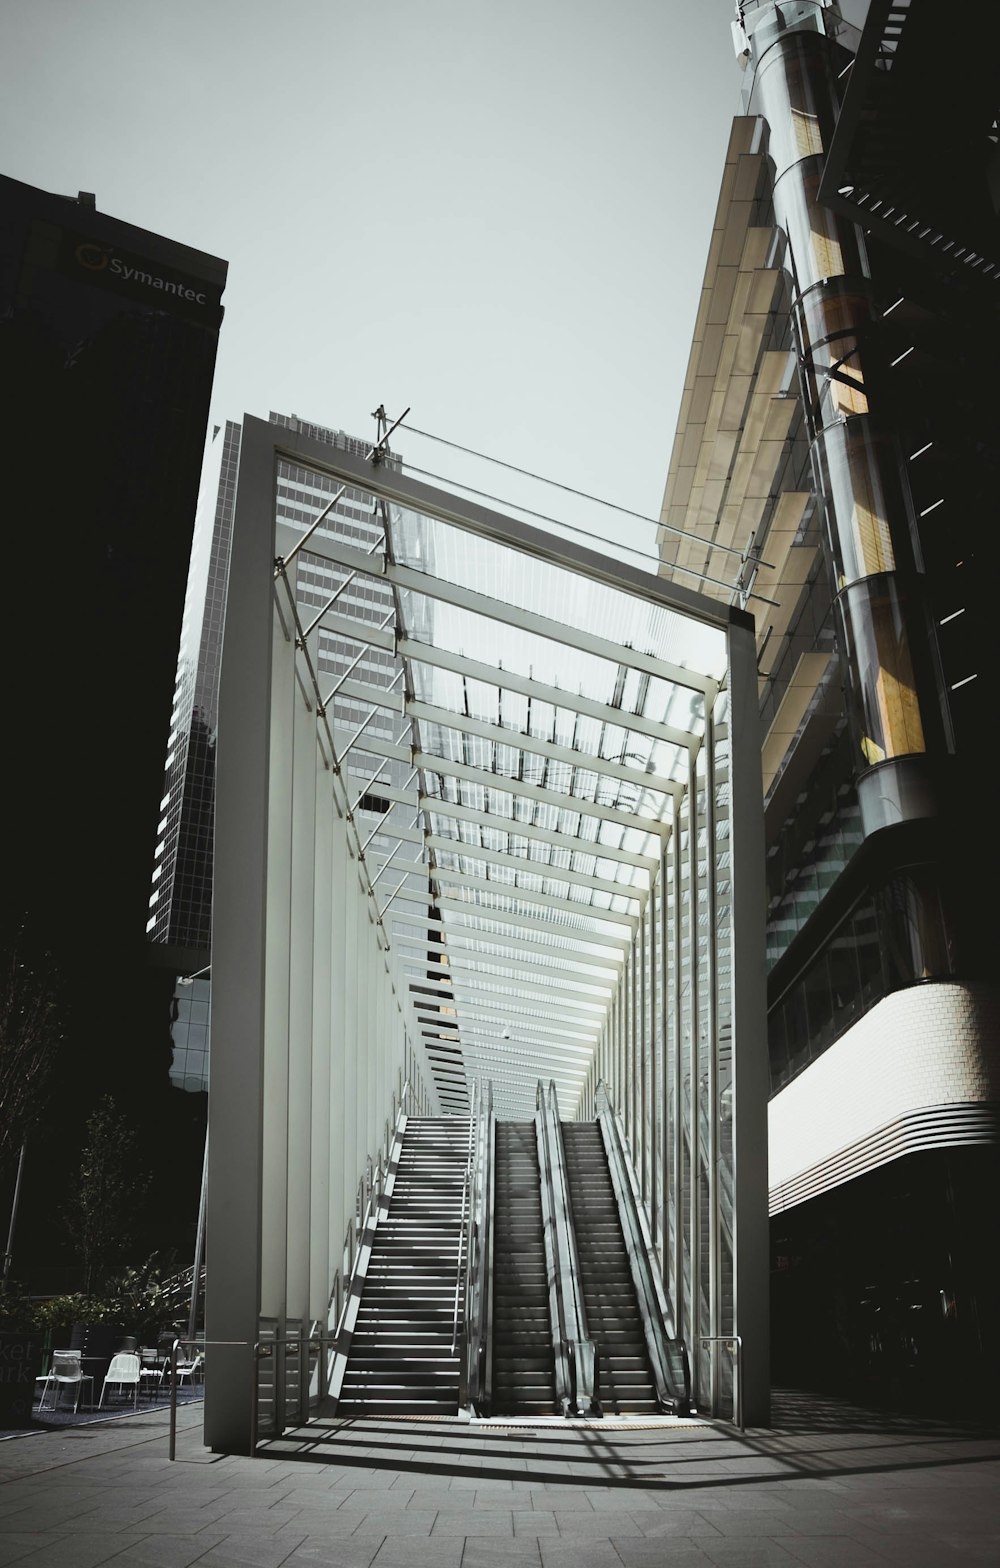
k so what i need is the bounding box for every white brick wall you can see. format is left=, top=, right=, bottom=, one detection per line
left=769, top=981, right=1000, bottom=1211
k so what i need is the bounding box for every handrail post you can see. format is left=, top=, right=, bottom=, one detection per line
left=452, top=1080, right=478, bottom=1362
left=168, top=1338, right=179, bottom=1461
left=698, top=1335, right=743, bottom=1430
left=249, top=1340, right=261, bottom=1455
left=467, top=1081, right=495, bottom=1416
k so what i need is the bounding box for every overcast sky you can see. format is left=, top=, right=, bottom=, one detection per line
left=3, top=0, right=745, bottom=560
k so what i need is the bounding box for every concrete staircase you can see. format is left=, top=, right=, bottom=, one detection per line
left=336, top=1116, right=470, bottom=1416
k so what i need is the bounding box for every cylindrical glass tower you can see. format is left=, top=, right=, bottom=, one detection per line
left=738, top=0, right=949, bottom=834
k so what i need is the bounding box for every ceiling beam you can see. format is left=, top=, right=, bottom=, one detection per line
left=305, top=538, right=716, bottom=695
left=420, top=795, right=658, bottom=870
left=388, top=911, right=623, bottom=975
left=413, top=751, right=673, bottom=840
left=398, top=638, right=700, bottom=750
left=388, top=885, right=632, bottom=952
left=407, top=965, right=609, bottom=1010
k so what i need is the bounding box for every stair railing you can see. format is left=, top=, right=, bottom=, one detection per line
left=460, top=1079, right=495, bottom=1414
left=535, top=1079, right=598, bottom=1417
left=325, top=1078, right=410, bottom=1410
left=595, top=1080, right=691, bottom=1415
left=451, top=1079, right=479, bottom=1356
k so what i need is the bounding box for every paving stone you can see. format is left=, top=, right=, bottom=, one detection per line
left=459, top=1540, right=542, bottom=1561
left=537, top=1544, right=625, bottom=1568
left=4, top=1533, right=147, bottom=1568
left=511, top=1513, right=561, bottom=1536
left=0, top=1536, right=55, bottom=1566
left=371, top=1539, right=464, bottom=1567
left=276, top=1512, right=370, bottom=1537
left=348, top=1511, right=436, bottom=1537
left=282, top=1544, right=383, bottom=1568
left=634, top=1513, right=723, bottom=1537
left=695, top=1540, right=804, bottom=1567
left=552, top=1510, right=644, bottom=1536
left=193, top=1532, right=308, bottom=1568
left=432, top=1509, right=513, bottom=1535
left=778, top=1539, right=900, bottom=1567
left=611, top=1546, right=717, bottom=1568
left=98, top=1539, right=230, bottom=1568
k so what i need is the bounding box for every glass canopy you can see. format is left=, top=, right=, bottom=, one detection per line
left=273, top=433, right=731, bottom=1119
left=205, top=413, right=769, bottom=1451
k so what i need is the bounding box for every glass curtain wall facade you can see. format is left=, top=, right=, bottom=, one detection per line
left=659, top=0, right=1000, bottom=1408
left=149, top=413, right=427, bottom=1096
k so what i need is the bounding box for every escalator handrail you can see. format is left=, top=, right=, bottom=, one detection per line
left=535, top=1079, right=598, bottom=1416
left=594, top=1079, right=690, bottom=1414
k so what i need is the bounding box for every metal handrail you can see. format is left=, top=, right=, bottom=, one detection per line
left=595, top=1080, right=690, bottom=1415
left=535, top=1079, right=597, bottom=1416
left=326, top=1081, right=410, bottom=1411
left=545, top=1080, right=596, bottom=1413
left=451, top=1080, right=478, bottom=1354
left=699, top=1335, right=744, bottom=1431
left=247, top=1334, right=325, bottom=1457
left=461, top=1079, right=495, bottom=1412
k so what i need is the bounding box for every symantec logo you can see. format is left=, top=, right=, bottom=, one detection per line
left=73, top=240, right=209, bottom=306
left=75, top=242, right=110, bottom=271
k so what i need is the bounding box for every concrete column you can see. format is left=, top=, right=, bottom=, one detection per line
left=205, top=419, right=276, bottom=1455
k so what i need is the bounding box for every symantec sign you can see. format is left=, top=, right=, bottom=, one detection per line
left=76, top=241, right=209, bottom=305
left=59, top=229, right=224, bottom=327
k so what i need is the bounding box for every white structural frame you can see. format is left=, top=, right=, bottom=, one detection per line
left=205, top=417, right=769, bottom=1453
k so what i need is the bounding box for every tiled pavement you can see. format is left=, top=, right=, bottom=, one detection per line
left=0, top=1392, right=997, bottom=1567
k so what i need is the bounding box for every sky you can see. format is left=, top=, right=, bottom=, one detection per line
left=2, top=0, right=746, bottom=562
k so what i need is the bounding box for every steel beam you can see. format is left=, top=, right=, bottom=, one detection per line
left=420, top=795, right=659, bottom=870
left=387, top=885, right=633, bottom=952
left=388, top=913, right=623, bottom=975
left=414, top=752, right=672, bottom=840
left=304, top=536, right=717, bottom=695
left=397, top=637, right=701, bottom=750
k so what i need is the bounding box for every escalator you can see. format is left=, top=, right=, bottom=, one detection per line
left=490, top=1121, right=556, bottom=1415
left=561, top=1122, right=659, bottom=1413
left=334, top=1082, right=688, bottom=1422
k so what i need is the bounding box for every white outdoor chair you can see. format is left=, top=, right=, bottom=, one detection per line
left=99, top=1352, right=140, bottom=1410
left=174, top=1352, right=203, bottom=1388
left=38, top=1350, right=86, bottom=1413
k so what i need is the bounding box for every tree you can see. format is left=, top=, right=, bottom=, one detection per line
left=64, top=1096, right=150, bottom=1295
left=0, top=935, right=63, bottom=1173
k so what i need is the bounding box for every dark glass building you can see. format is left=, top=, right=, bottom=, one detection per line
left=0, top=174, right=227, bottom=1281
left=659, top=0, right=999, bottom=1410
left=148, top=413, right=423, bottom=1096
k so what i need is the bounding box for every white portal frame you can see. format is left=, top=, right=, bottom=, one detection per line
left=205, top=417, right=769, bottom=1452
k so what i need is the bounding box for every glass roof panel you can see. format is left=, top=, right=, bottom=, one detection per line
left=290, top=475, right=734, bottom=1115
left=387, top=504, right=727, bottom=685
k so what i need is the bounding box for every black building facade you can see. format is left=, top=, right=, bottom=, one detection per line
left=0, top=174, right=227, bottom=1284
